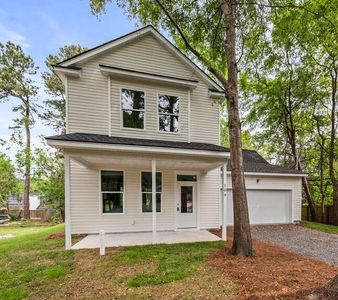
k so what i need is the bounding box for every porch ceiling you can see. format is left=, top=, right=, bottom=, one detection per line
left=67, top=149, right=227, bottom=172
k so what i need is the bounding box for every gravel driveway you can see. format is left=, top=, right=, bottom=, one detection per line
left=251, top=224, right=338, bottom=266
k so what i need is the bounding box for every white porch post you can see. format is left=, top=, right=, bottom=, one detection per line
left=221, top=162, right=227, bottom=241
left=64, top=154, right=72, bottom=250
left=152, top=159, right=157, bottom=242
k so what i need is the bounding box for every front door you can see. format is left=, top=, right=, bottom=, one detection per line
left=177, top=182, right=197, bottom=228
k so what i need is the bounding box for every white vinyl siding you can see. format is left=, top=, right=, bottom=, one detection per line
left=67, top=33, right=220, bottom=145
left=70, top=159, right=175, bottom=234
left=67, top=70, right=108, bottom=135
left=69, top=157, right=221, bottom=234
left=199, top=169, right=220, bottom=229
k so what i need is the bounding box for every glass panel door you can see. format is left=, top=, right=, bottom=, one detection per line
left=181, top=186, right=193, bottom=213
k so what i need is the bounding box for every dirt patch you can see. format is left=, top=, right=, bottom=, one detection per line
left=210, top=229, right=337, bottom=299
left=46, top=232, right=65, bottom=240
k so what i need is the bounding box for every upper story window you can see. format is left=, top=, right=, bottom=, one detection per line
left=158, top=94, right=179, bottom=133
left=121, top=88, right=145, bottom=129
left=101, top=171, right=124, bottom=213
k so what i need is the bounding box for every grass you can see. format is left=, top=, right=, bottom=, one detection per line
left=115, top=241, right=224, bottom=287
left=0, top=221, right=74, bottom=300
left=300, top=221, right=338, bottom=234
left=0, top=221, right=234, bottom=299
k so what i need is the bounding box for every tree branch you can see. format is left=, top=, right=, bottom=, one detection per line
left=155, top=0, right=228, bottom=90
left=235, top=1, right=336, bottom=29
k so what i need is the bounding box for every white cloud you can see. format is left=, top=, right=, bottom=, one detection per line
left=0, top=24, right=31, bottom=48
left=38, top=12, right=74, bottom=46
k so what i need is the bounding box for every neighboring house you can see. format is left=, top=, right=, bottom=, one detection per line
left=7, top=193, right=41, bottom=210
left=46, top=25, right=305, bottom=249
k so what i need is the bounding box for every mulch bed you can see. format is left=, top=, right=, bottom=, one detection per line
left=209, top=229, right=337, bottom=299
left=46, top=232, right=65, bottom=240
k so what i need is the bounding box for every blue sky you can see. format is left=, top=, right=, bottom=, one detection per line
left=0, top=0, right=138, bottom=161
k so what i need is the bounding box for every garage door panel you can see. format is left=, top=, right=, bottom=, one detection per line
left=226, top=189, right=292, bottom=225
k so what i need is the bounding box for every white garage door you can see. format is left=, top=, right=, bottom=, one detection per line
left=226, top=189, right=292, bottom=225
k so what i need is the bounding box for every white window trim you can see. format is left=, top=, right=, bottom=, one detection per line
left=120, top=87, right=146, bottom=131
left=140, top=170, right=163, bottom=214
left=157, top=92, right=180, bottom=134
left=99, top=169, right=125, bottom=215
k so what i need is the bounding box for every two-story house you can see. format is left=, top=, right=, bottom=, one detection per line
left=46, top=26, right=305, bottom=250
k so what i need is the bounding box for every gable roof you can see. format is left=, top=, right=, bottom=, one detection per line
left=45, top=133, right=305, bottom=176
left=55, top=25, right=224, bottom=92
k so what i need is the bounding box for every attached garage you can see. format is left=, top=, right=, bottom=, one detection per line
left=222, top=150, right=305, bottom=226
left=226, top=189, right=292, bottom=225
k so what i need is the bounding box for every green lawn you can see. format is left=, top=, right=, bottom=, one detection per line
left=0, top=221, right=74, bottom=300
left=300, top=221, right=338, bottom=234
left=0, top=222, right=234, bottom=299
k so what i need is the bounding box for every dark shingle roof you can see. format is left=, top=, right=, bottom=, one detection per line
left=46, top=133, right=305, bottom=175
left=46, top=132, right=229, bottom=152
left=232, top=150, right=306, bottom=175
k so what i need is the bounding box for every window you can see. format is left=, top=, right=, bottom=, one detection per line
left=101, top=171, right=124, bottom=213
left=177, top=174, right=197, bottom=182
left=158, top=94, right=179, bottom=132
left=141, top=172, right=162, bottom=212
left=121, top=88, right=145, bottom=129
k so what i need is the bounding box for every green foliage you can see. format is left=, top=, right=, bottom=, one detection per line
left=0, top=153, right=18, bottom=207
left=0, top=41, right=39, bottom=135
left=0, top=41, right=39, bottom=217
left=239, top=0, right=337, bottom=206
left=33, top=148, right=64, bottom=210
left=42, top=45, right=87, bottom=133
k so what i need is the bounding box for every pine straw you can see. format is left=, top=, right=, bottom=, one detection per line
left=45, top=231, right=65, bottom=240
left=209, top=230, right=337, bottom=299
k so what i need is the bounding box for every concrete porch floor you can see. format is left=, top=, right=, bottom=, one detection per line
left=72, top=230, right=221, bottom=249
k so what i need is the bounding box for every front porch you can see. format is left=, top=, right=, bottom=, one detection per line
left=46, top=133, right=230, bottom=250
left=72, top=230, right=220, bottom=249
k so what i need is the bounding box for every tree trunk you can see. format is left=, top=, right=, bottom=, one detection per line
left=283, top=75, right=317, bottom=222
left=329, top=66, right=337, bottom=225
left=221, top=0, right=253, bottom=256
left=301, top=175, right=317, bottom=222
left=23, top=104, right=30, bottom=220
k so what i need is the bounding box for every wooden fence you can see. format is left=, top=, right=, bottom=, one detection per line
left=302, top=206, right=334, bottom=225
left=9, top=208, right=60, bottom=221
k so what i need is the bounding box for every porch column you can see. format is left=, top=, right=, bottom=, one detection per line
left=152, top=159, right=157, bottom=242
left=64, top=154, right=72, bottom=250
left=221, top=162, right=227, bottom=241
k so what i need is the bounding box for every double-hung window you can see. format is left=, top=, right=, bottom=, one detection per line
left=121, top=88, right=145, bottom=129
left=101, top=171, right=124, bottom=213
left=158, top=94, right=179, bottom=133
left=141, top=172, right=162, bottom=213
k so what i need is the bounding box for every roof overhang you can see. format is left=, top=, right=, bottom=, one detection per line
left=47, top=139, right=230, bottom=160
left=226, top=171, right=307, bottom=177
left=99, top=65, right=198, bottom=90
left=209, top=90, right=226, bottom=99
left=53, top=66, right=81, bottom=82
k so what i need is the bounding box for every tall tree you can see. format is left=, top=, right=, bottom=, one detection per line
left=250, top=0, right=337, bottom=223
left=0, top=42, right=39, bottom=219
left=0, top=153, right=18, bottom=208
left=42, top=45, right=87, bottom=134
left=90, top=0, right=254, bottom=255
left=33, top=148, right=65, bottom=220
